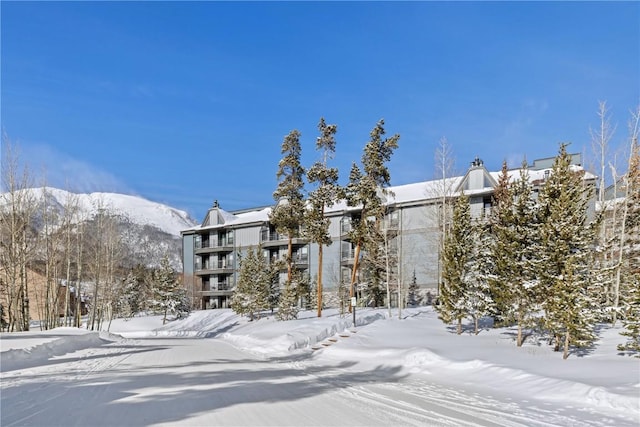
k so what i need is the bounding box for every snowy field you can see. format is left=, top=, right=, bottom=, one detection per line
left=1, top=307, right=638, bottom=426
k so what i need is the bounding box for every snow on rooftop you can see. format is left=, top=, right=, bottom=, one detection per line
left=185, top=162, right=596, bottom=232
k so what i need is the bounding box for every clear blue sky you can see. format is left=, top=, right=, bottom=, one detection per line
left=2, top=1, right=638, bottom=220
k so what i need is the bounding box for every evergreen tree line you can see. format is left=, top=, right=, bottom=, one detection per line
left=437, top=142, right=640, bottom=359
left=0, top=140, right=190, bottom=332
left=231, top=118, right=401, bottom=321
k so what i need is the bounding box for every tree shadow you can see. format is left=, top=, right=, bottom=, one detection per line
left=444, top=316, right=495, bottom=335
left=1, top=339, right=408, bottom=427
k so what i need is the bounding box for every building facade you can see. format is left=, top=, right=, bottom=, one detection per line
left=181, top=154, right=595, bottom=310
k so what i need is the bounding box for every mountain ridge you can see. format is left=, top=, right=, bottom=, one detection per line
left=18, top=187, right=198, bottom=237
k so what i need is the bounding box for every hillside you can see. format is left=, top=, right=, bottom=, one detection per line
left=1, top=187, right=198, bottom=269
left=31, top=187, right=197, bottom=237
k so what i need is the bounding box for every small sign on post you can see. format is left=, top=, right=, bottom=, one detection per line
left=350, top=297, right=357, bottom=307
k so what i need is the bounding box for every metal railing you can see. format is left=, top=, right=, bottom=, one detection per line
left=195, top=239, right=234, bottom=249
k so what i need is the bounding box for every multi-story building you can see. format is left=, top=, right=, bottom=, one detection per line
left=181, top=153, right=595, bottom=310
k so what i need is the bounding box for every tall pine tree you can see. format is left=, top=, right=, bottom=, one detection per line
left=438, top=192, right=473, bottom=334
left=618, top=128, right=640, bottom=355
left=466, top=219, right=494, bottom=335
left=537, top=144, right=597, bottom=359
left=270, top=130, right=306, bottom=304
left=487, top=160, right=515, bottom=326
left=305, top=118, right=340, bottom=317
left=345, top=120, right=399, bottom=309
left=489, top=161, right=539, bottom=346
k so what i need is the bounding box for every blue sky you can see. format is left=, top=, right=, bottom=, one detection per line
left=2, top=1, right=638, bottom=220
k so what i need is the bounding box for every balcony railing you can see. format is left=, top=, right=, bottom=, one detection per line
left=341, top=249, right=355, bottom=261
left=293, top=254, right=308, bottom=265
left=195, top=240, right=234, bottom=250
left=260, top=229, right=282, bottom=242
left=203, top=280, right=234, bottom=291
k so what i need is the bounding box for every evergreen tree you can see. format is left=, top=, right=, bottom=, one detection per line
left=466, top=220, right=494, bottom=335
left=407, top=271, right=420, bottom=307
left=488, top=160, right=515, bottom=326
left=345, top=120, right=399, bottom=309
left=277, top=272, right=300, bottom=321
left=618, top=132, right=640, bottom=354
left=508, top=163, right=540, bottom=346
left=337, top=280, right=349, bottom=316
left=305, top=118, right=340, bottom=317
left=119, top=270, right=140, bottom=319
left=230, top=247, right=270, bottom=321
left=438, top=192, right=473, bottom=334
left=618, top=274, right=640, bottom=356
left=149, top=255, right=188, bottom=325
left=537, top=144, right=597, bottom=358
left=489, top=161, right=540, bottom=345
left=270, top=129, right=306, bottom=286
left=267, top=261, right=281, bottom=313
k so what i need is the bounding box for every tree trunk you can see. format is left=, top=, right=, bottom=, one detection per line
left=563, top=330, right=570, bottom=360
left=349, top=242, right=362, bottom=314
left=517, top=309, right=523, bottom=347
left=317, top=244, right=323, bottom=318
left=287, top=236, right=293, bottom=284
left=457, top=317, right=462, bottom=335
left=385, top=234, right=391, bottom=318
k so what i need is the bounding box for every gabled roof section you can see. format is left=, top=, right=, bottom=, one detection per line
left=201, top=201, right=238, bottom=227
left=455, top=157, right=498, bottom=194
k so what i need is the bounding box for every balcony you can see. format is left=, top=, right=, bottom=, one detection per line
left=260, top=229, right=307, bottom=248
left=194, top=239, right=234, bottom=254
left=341, top=248, right=356, bottom=266
left=202, top=279, right=234, bottom=292
left=384, top=217, right=399, bottom=230
left=195, top=261, right=234, bottom=275
left=293, top=254, right=309, bottom=268
left=200, top=288, right=233, bottom=297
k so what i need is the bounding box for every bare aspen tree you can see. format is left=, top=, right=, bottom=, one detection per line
left=60, top=191, right=80, bottom=326
left=589, top=102, right=619, bottom=319
left=434, top=137, right=456, bottom=298
left=74, top=209, right=87, bottom=328
left=612, top=106, right=640, bottom=324
left=591, top=101, right=616, bottom=205
left=85, top=200, right=123, bottom=330
left=0, top=137, right=39, bottom=331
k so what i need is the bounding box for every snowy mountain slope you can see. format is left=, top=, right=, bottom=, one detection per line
left=7, top=187, right=197, bottom=237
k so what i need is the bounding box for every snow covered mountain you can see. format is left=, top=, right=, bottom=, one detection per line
left=2, top=187, right=198, bottom=269
left=26, top=187, right=197, bottom=238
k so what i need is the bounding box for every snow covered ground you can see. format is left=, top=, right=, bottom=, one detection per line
left=1, top=307, right=638, bottom=426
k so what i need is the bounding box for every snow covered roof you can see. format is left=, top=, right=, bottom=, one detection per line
left=183, top=160, right=596, bottom=233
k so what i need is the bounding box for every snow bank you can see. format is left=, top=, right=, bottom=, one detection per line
left=1, top=331, right=120, bottom=372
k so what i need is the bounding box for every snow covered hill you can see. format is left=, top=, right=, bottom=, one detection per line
left=1, top=187, right=197, bottom=269
left=27, top=187, right=198, bottom=237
